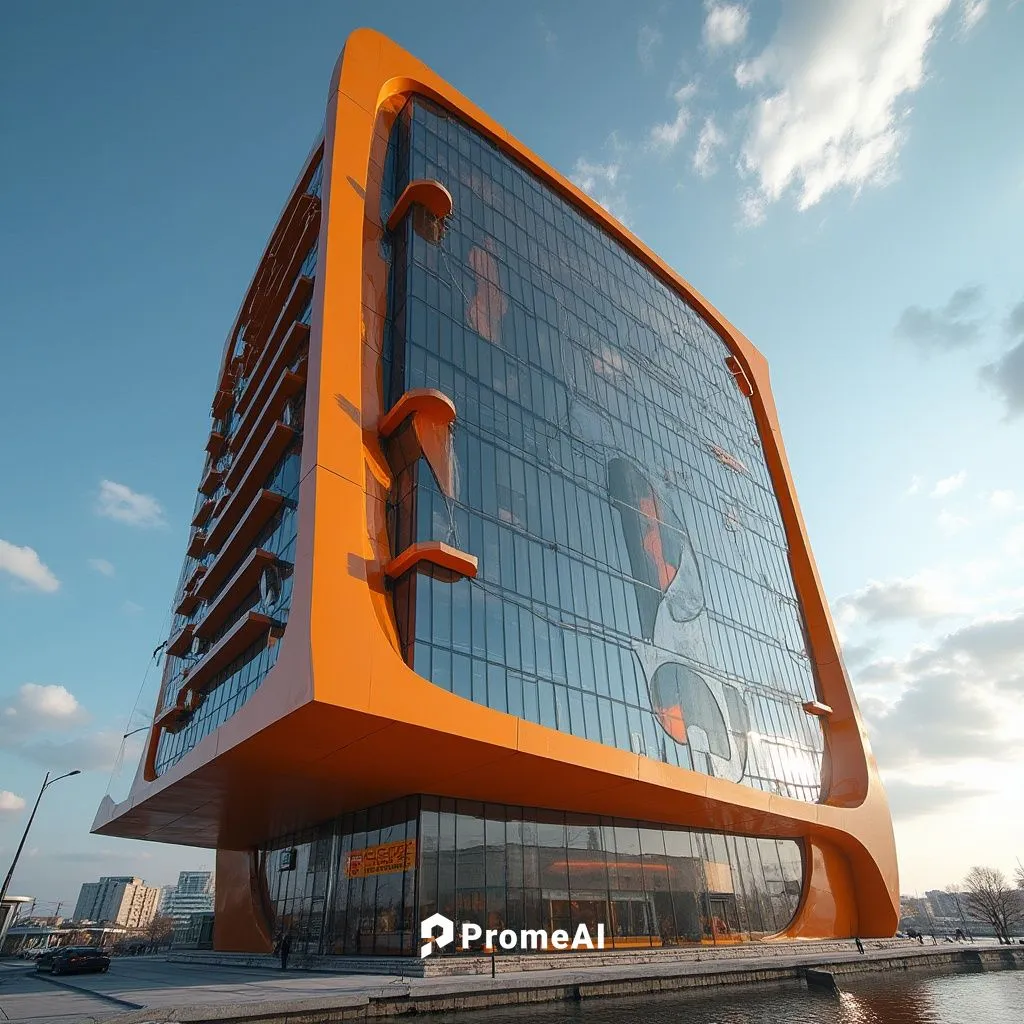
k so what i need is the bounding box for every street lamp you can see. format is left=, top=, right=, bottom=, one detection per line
left=0, top=770, right=81, bottom=906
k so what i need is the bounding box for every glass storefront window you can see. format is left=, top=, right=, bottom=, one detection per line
left=261, top=796, right=803, bottom=956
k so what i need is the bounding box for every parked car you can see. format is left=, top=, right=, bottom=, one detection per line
left=35, top=946, right=110, bottom=975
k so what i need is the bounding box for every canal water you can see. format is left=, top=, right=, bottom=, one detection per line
left=425, top=968, right=1024, bottom=1023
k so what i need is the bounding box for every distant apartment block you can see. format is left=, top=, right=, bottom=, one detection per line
left=158, top=870, right=215, bottom=925
left=72, top=876, right=160, bottom=929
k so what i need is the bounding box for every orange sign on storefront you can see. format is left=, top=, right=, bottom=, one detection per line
left=344, top=838, right=417, bottom=878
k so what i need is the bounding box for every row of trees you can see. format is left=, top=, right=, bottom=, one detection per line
left=51, top=914, right=176, bottom=952
left=960, top=865, right=1024, bottom=944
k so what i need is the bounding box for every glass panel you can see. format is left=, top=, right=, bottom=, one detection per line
left=382, top=97, right=824, bottom=804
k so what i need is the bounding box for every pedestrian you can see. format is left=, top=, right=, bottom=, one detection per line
left=280, top=932, right=292, bottom=970
left=854, top=937, right=864, bottom=954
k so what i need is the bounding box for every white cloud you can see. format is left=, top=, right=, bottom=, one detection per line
left=96, top=479, right=165, bottom=528
left=704, top=2, right=750, bottom=50
left=122, top=600, right=144, bottom=615
left=538, top=16, right=557, bottom=52
left=649, top=83, right=698, bottom=151
left=571, top=158, right=630, bottom=225
left=0, top=684, right=87, bottom=735
left=988, top=490, right=1018, bottom=513
left=1005, top=523, right=1024, bottom=559
left=15, top=729, right=128, bottom=774
left=0, top=791, right=26, bottom=814
left=957, top=0, right=989, bottom=36
left=737, top=0, right=954, bottom=214
left=980, top=338, right=1024, bottom=419
left=884, top=778, right=989, bottom=820
left=904, top=475, right=923, bottom=497
left=857, top=610, right=1024, bottom=779
left=0, top=539, right=60, bottom=593
left=738, top=188, right=767, bottom=227
left=931, top=471, right=967, bottom=497
left=937, top=510, right=970, bottom=536
left=693, top=117, right=728, bottom=177
left=896, top=285, right=985, bottom=351
left=638, top=24, right=663, bottom=68
left=838, top=575, right=961, bottom=626
left=88, top=557, right=115, bottom=577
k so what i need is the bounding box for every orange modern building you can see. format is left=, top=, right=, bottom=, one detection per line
left=93, top=29, right=898, bottom=956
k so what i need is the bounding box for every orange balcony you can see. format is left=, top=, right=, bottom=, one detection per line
left=205, top=430, right=227, bottom=459
left=236, top=320, right=310, bottom=420
left=212, top=388, right=233, bottom=420
left=153, top=702, right=188, bottom=732
left=386, top=179, right=454, bottom=233
left=384, top=541, right=478, bottom=583
left=803, top=700, right=834, bottom=717
left=244, top=195, right=320, bottom=346
left=178, top=610, right=277, bottom=709
left=187, top=531, right=207, bottom=559
left=213, top=491, right=230, bottom=519
left=199, top=464, right=225, bottom=496
left=195, top=548, right=277, bottom=642
left=174, top=565, right=207, bottom=617
left=229, top=363, right=306, bottom=466
left=214, top=423, right=297, bottom=544
left=166, top=623, right=196, bottom=659
left=191, top=499, right=214, bottom=529
left=196, top=489, right=285, bottom=601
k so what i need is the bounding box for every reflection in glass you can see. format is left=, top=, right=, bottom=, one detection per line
left=383, top=99, right=824, bottom=803
left=261, top=795, right=803, bottom=955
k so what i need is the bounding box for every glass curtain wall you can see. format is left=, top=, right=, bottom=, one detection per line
left=382, top=98, right=824, bottom=803
left=261, top=797, right=803, bottom=955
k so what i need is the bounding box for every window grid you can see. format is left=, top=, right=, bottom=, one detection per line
left=263, top=797, right=803, bottom=954
left=384, top=99, right=824, bottom=803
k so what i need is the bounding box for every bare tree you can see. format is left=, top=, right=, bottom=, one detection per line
left=145, top=914, right=176, bottom=950
left=961, top=866, right=1024, bottom=944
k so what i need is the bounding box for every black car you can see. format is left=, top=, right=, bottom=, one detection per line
left=35, top=946, right=110, bottom=975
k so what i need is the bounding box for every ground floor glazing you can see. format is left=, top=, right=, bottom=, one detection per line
left=259, top=795, right=804, bottom=956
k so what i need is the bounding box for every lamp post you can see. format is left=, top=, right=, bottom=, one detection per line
left=0, top=770, right=81, bottom=906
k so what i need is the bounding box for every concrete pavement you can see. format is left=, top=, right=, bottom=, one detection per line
left=0, top=958, right=118, bottom=1023
left=2, top=939, right=1015, bottom=1024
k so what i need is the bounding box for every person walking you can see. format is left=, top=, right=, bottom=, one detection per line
left=279, top=932, right=292, bottom=970
left=854, top=937, right=865, bottom=954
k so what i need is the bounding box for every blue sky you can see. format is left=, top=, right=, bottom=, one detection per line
left=1, top=1, right=1022, bottom=912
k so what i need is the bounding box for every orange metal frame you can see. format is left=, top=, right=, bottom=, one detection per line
left=93, top=28, right=898, bottom=951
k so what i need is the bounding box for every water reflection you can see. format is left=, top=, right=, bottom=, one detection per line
left=422, top=967, right=1024, bottom=1024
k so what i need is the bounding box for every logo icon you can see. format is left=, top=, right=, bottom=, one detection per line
left=420, top=912, right=454, bottom=958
